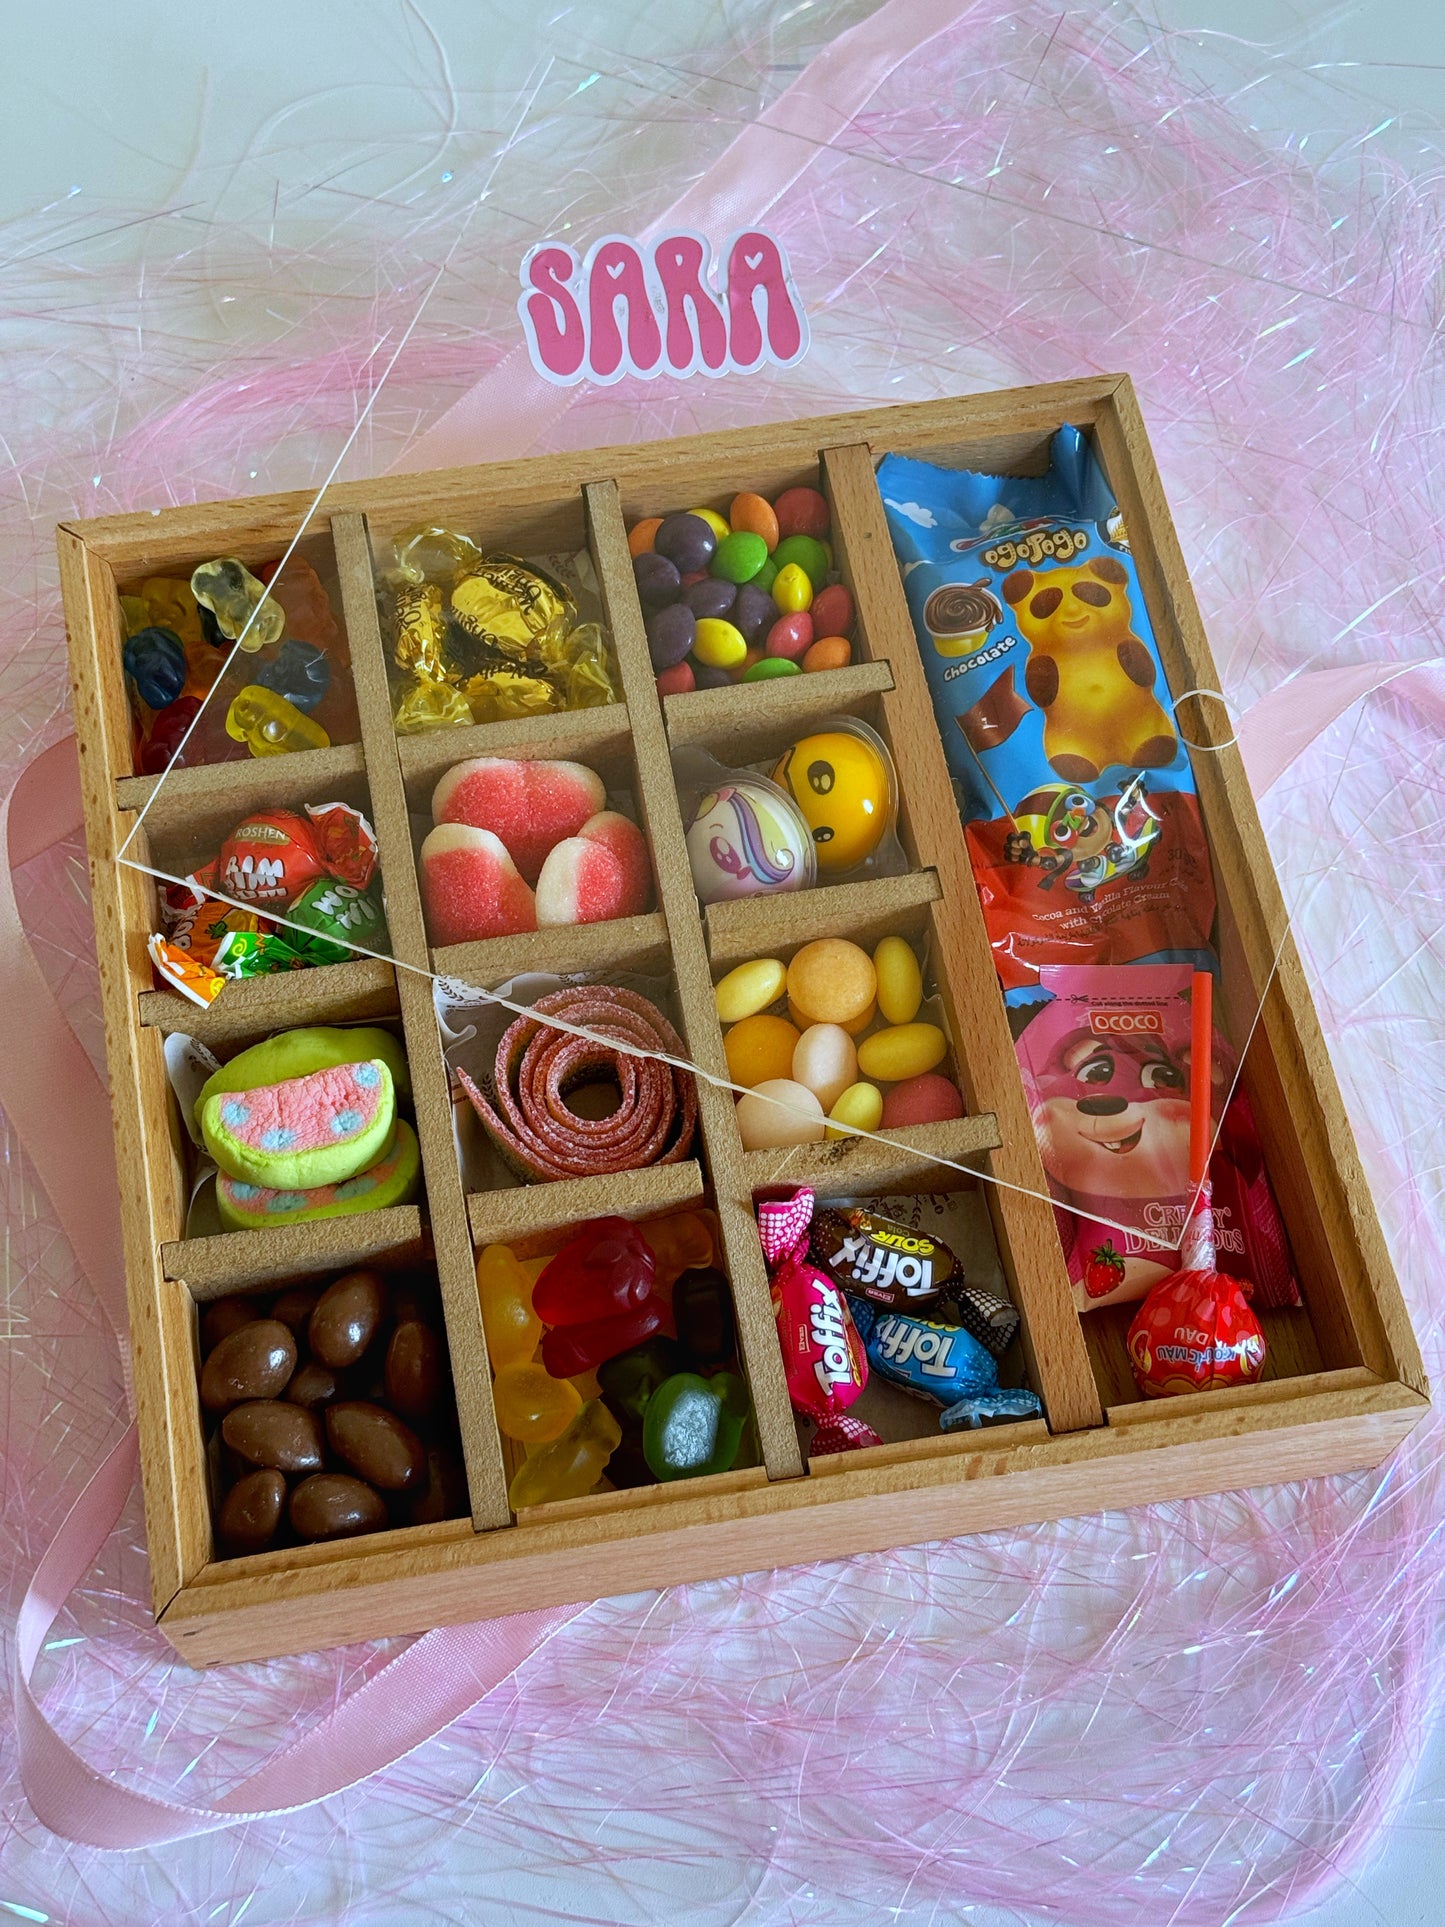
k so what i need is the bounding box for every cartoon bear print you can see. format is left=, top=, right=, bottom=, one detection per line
left=1002, top=554, right=1177, bottom=782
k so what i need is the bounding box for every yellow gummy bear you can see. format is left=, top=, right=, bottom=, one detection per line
left=224, top=685, right=329, bottom=757
left=506, top=1399, right=621, bottom=1511
left=191, top=557, right=285, bottom=652
left=477, top=1243, right=543, bottom=1368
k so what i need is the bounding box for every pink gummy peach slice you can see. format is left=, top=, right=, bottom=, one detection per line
left=534, top=811, right=652, bottom=927
left=431, top=758, right=606, bottom=883
left=419, top=823, right=537, bottom=947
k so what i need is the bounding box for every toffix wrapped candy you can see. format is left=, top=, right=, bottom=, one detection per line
left=877, top=428, right=1216, bottom=1000
left=809, top=1205, right=958, bottom=1312
left=846, top=1297, right=1043, bottom=1430
left=1013, top=963, right=1300, bottom=1314
left=756, top=1187, right=881, bottom=1456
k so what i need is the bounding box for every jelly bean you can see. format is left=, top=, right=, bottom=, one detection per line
left=326, top=1401, right=426, bottom=1491
left=826, top=1080, right=884, bottom=1139
left=225, top=685, right=330, bottom=757
left=256, top=637, right=331, bottom=714
left=873, top=935, right=923, bottom=1024
left=672, top=1267, right=736, bottom=1365
left=684, top=577, right=737, bottom=622
left=693, top=618, right=747, bottom=669
left=787, top=938, right=876, bottom=1030
left=802, top=635, right=851, bottom=673
left=711, top=530, right=768, bottom=584
left=646, top=601, right=696, bottom=670
left=857, top=1022, right=948, bottom=1082
left=690, top=661, right=733, bottom=690
left=191, top=557, right=285, bottom=651
left=771, top=564, right=813, bottom=614
left=639, top=1209, right=716, bottom=1288
left=810, top=583, right=853, bottom=639
left=139, top=695, right=201, bottom=774
left=633, top=551, right=681, bottom=610
left=880, top=1072, right=964, bottom=1127
left=492, top=1360, right=583, bottom=1442
left=725, top=1013, right=802, bottom=1087
left=533, top=1219, right=655, bottom=1325
left=644, top=1371, right=748, bottom=1479
left=627, top=516, right=663, bottom=556
left=744, top=658, right=799, bottom=682
left=735, top=1078, right=826, bottom=1150
left=507, top=1399, right=621, bottom=1509
left=750, top=556, right=778, bottom=595
left=124, top=626, right=187, bottom=709
left=540, top=1298, right=663, bottom=1377
left=201, top=1321, right=296, bottom=1413
left=729, top=492, right=779, bottom=551
left=732, top=582, right=778, bottom=645
left=771, top=535, right=830, bottom=588
left=715, top=957, right=786, bottom=1023
left=765, top=613, right=813, bottom=660
left=477, top=1243, right=543, bottom=1367
left=792, top=1023, right=858, bottom=1109
left=656, top=661, right=695, bottom=697
left=596, top=1336, right=686, bottom=1421
left=654, top=512, right=716, bottom=573
left=773, top=486, right=831, bottom=540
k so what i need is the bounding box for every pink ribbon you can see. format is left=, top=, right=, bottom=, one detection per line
left=11, top=0, right=1444, bottom=1839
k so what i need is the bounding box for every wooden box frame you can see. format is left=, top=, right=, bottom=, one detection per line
left=58, top=375, right=1427, bottom=1667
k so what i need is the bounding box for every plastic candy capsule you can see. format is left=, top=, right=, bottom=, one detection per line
left=771, top=725, right=893, bottom=873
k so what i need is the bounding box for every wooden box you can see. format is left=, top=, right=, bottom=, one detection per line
left=58, top=375, right=1428, bottom=1667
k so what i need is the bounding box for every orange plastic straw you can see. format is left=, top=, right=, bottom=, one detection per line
left=1188, top=968, right=1214, bottom=1190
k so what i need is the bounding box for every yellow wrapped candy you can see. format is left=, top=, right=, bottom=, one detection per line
left=464, top=671, right=558, bottom=724
left=391, top=524, right=485, bottom=587
left=393, top=679, right=474, bottom=734
left=390, top=581, right=448, bottom=681
left=450, top=557, right=574, bottom=662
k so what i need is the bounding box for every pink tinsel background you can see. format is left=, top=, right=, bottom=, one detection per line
left=3, top=1, right=1444, bottom=1920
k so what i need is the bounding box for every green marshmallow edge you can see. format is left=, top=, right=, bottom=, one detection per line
left=195, top=1025, right=411, bottom=1129
left=200, top=1059, right=396, bottom=1192
left=215, top=1118, right=421, bottom=1231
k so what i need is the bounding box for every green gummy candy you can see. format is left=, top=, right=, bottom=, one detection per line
left=743, top=657, right=801, bottom=682
left=642, top=1371, right=749, bottom=1481
left=196, top=1024, right=410, bottom=1127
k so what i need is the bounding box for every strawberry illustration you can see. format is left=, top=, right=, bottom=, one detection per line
left=1084, top=1241, right=1126, bottom=1299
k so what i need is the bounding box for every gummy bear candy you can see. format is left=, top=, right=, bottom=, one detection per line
left=477, top=1244, right=544, bottom=1368
left=532, top=1219, right=655, bottom=1327
left=139, top=695, right=201, bottom=775
left=639, top=1209, right=716, bottom=1290
left=256, top=638, right=331, bottom=714
left=191, top=557, right=285, bottom=652
left=540, top=1299, right=663, bottom=1378
left=507, top=1399, right=620, bottom=1509
left=492, top=1360, right=582, bottom=1443
left=643, top=1372, right=749, bottom=1481
left=123, top=626, right=187, bottom=710
left=225, top=685, right=330, bottom=757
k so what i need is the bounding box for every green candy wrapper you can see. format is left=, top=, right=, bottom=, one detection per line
left=213, top=929, right=350, bottom=978
left=288, top=875, right=390, bottom=952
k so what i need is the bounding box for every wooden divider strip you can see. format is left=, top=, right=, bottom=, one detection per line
left=583, top=479, right=804, bottom=1482
left=330, top=512, right=512, bottom=1528
left=820, top=444, right=1103, bottom=1435
left=1092, top=385, right=1424, bottom=1396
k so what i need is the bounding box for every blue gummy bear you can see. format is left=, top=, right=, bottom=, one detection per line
left=256, top=638, right=331, bottom=713
left=122, top=626, right=188, bottom=710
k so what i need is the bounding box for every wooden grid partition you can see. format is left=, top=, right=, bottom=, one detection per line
left=58, top=376, right=1427, bottom=1666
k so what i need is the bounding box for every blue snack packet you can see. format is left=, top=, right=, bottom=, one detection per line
left=847, top=1296, right=1043, bottom=1430
left=877, top=428, right=1216, bottom=1001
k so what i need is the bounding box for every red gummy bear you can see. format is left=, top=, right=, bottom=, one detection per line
left=532, top=1217, right=656, bottom=1327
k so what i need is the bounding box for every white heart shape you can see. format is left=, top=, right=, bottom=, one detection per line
left=745, top=251, right=763, bottom=270
left=606, top=259, right=626, bottom=280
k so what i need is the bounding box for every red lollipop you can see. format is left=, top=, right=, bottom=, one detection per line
left=1126, top=972, right=1267, bottom=1397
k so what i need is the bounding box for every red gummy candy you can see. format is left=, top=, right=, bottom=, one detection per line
left=532, top=1218, right=655, bottom=1326
left=539, top=1297, right=663, bottom=1377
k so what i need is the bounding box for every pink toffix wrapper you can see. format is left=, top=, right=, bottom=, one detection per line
left=1013, top=963, right=1301, bottom=1313
left=757, top=1186, right=881, bottom=1455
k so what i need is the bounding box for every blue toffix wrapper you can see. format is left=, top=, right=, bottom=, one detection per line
left=847, top=1297, right=1043, bottom=1430
left=876, top=428, right=1216, bottom=1002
